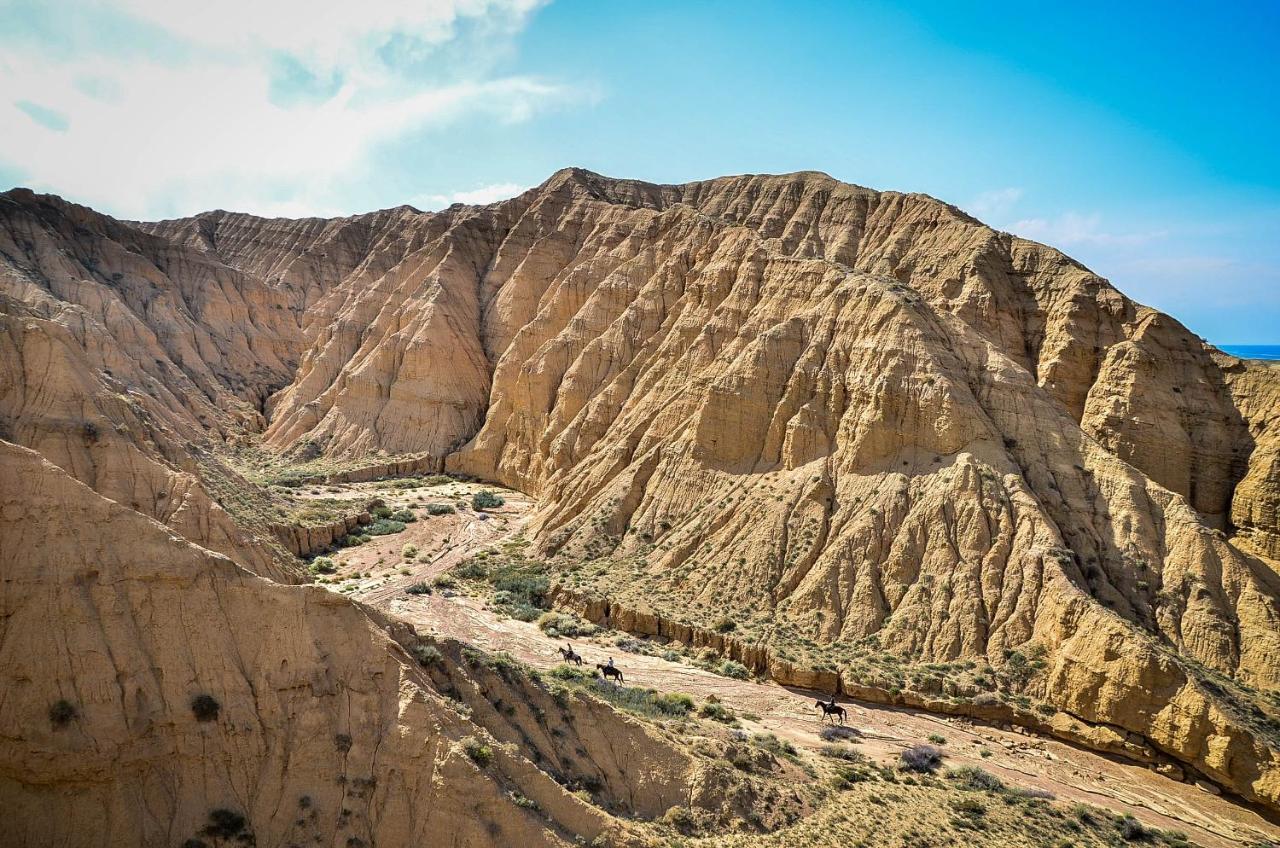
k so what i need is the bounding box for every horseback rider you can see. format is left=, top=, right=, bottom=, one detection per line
left=606, top=656, right=616, bottom=670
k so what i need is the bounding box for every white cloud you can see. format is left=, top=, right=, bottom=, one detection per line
left=0, top=0, right=569, bottom=218
left=1008, top=211, right=1167, bottom=248
left=415, top=182, right=526, bottom=208
left=966, top=187, right=1022, bottom=220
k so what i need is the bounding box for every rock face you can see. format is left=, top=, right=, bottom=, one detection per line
left=3, top=169, right=1280, bottom=814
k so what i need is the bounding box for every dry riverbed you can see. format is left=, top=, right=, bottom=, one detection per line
left=296, top=476, right=1280, bottom=848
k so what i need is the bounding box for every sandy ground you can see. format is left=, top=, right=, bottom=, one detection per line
left=303, top=478, right=1280, bottom=848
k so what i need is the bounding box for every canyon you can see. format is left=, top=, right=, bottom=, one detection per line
left=2, top=169, right=1279, bottom=846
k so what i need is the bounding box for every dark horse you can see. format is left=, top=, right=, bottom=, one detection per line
left=597, top=663, right=624, bottom=684
left=815, top=699, right=847, bottom=725
left=558, top=645, right=583, bottom=666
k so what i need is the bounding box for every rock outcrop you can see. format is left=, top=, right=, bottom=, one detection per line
left=3, top=169, right=1280, bottom=814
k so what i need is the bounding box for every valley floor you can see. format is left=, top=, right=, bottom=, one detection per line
left=291, top=476, right=1280, bottom=848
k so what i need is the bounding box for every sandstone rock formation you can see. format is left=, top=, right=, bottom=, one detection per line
left=3, top=169, right=1279, bottom=819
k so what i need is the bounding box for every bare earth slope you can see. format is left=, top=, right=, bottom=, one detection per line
left=1, top=440, right=766, bottom=847
left=3, top=170, right=1280, bottom=823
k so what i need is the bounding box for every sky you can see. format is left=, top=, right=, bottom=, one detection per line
left=1, top=1, right=1277, bottom=343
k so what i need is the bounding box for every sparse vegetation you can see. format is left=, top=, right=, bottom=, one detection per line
left=1118, top=814, right=1155, bottom=842
left=308, top=556, right=337, bottom=575
left=899, top=743, right=943, bottom=773
left=426, top=502, right=456, bottom=516
left=410, top=643, right=443, bottom=667
left=461, top=736, right=493, bottom=767
left=699, top=700, right=738, bottom=723
left=750, top=733, right=798, bottom=759
left=471, top=490, right=505, bottom=511
left=651, top=692, right=696, bottom=716
left=364, top=518, right=406, bottom=536
left=537, top=610, right=596, bottom=638
left=820, top=725, right=861, bottom=742
left=948, top=765, right=1005, bottom=792
left=405, top=582, right=432, bottom=595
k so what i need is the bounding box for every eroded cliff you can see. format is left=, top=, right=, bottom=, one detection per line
left=3, top=169, right=1280, bottom=817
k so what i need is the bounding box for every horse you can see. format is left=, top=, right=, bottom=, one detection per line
left=597, top=663, right=624, bottom=684
left=558, top=645, right=583, bottom=666
left=815, top=699, right=847, bottom=725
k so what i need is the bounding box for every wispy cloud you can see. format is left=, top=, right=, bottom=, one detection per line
left=1009, top=211, right=1167, bottom=248
left=415, top=182, right=527, bottom=208
left=966, top=187, right=1022, bottom=220
left=14, top=99, right=70, bottom=131
left=0, top=0, right=573, bottom=218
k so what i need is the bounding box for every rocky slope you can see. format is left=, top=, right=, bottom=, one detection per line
left=3, top=169, right=1280, bottom=819
left=1, top=440, right=787, bottom=846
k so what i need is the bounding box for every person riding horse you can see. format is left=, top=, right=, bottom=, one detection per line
left=558, top=643, right=583, bottom=665
left=597, top=658, right=624, bottom=684
left=815, top=693, right=847, bottom=725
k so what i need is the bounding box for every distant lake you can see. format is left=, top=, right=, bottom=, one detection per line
left=1218, top=345, right=1280, bottom=361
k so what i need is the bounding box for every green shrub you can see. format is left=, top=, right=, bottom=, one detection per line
left=401, top=544, right=418, bottom=559
left=405, top=582, right=432, bottom=595
left=425, top=503, right=456, bottom=516
left=550, top=663, right=596, bottom=682
left=432, top=574, right=457, bottom=590
left=371, top=505, right=392, bottom=519
left=948, top=766, right=1005, bottom=792
left=951, top=796, right=987, bottom=820
left=365, top=519, right=406, bottom=536
left=1118, top=815, right=1154, bottom=842
left=820, top=745, right=866, bottom=762
left=900, top=744, right=943, bottom=773
left=830, top=764, right=872, bottom=789
left=472, top=490, right=505, bottom=511
left=537, top=611, right=596, bottom=638
left=308, top=556, right=337, bottom=575
left=508, top=791, right=539, bottom=811
left=927, top=733, right=947, bottom=744
left=651, top=692, right=696, bottom=716
left=461, top=736, right=492, bottom=767
left=390, top=508, right=416, bottom=523
left=714, top=617, right=736, bottom=633
left=751, top=733, right=797, bottom=757
left=662, top=805, right=696, bottom=834
left=820, top=725, right=861, bottom=742
left=717, top=660, right=750, bottom=679
left=456, top=559, right=489, bottom=579
left=410, top=643, right=443, bottom=667
left=490, top=564, right=550, bottom=620
left=699, top=701, right=737, bottom=723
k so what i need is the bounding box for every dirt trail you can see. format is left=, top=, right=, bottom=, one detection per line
left=311, top=479, right=1280, bottom=848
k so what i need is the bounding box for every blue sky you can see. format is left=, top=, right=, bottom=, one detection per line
left=2, top=1, right=1277, bottom=342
